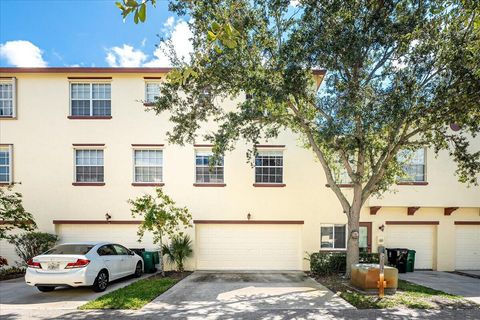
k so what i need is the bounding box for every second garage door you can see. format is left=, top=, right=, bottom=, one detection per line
left=455, top=225, right=480, bottom=270
left=196, top=224, right=302, bottom=270
left=386, top=225, right=436, bottom=270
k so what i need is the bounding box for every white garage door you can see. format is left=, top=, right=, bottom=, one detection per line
left=57, top=224, right=157, bottom=250
left=386, top=225, right=435, bottom=270
left=196, top=224, right=302, bottom=270
left=455, top=225, right=480, bottom=270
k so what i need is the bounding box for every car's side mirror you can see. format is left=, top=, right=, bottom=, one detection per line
left=129, top=251, right=135, bottom=256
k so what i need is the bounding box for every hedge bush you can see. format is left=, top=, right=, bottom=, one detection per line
left=8, top=232, right=58, bottom=265
left=308, top=251, right=379, bottom=276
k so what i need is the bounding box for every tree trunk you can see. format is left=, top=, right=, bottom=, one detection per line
left=345, top=188, right=362, bottom=278
left=158, top=232, right=165, bottom=277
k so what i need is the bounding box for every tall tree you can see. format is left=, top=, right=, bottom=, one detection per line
left=138, top=0, right=479, bottom=275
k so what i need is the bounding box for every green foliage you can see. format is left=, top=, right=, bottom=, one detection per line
left=115, top=0, right=155, bottom=23
left=128, top=188, right=192, bottom=273
left=0, top=187, right=37, bottom=240
left=8, top=232, right=58, bottom=264
left=308, top=251, right=379, bottom=276
left=80, top=277, right=177, bottom=310
left=162, top=234, right=193, bottom=272
left=128, top=188, right=192, bottom=243
left=0, top=266, right=25, bottom=281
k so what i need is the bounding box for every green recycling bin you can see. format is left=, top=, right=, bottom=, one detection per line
left=406, top=250, right=416, bottom=272
left=152, top=251, right=160, bottom=264
left=142, top=251, right=156, bottom=273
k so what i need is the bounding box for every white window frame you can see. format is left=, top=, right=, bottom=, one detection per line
left=398, top=147, right=427, bottom=182
left=254, top=149, right=284, bottom=184
left=0, top=145, right=13, bottom=184
left=194, top=149, right=225, bottom=184
left=73, top=148, right=105, bottom=183
left=320, top=224, right=347, bottom=250
left=144, top=81, right=161, bottom=104
left=69, top=81, right=111, bottom=117
left=132, top=147, right=164, bottom=184
left=0, top=77, right=16, bottom=118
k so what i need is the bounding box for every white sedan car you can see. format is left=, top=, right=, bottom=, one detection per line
left=25, top=242, right=144, bottom=292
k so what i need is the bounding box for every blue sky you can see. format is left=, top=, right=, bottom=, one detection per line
left=0, top=0, right=190, bottom=67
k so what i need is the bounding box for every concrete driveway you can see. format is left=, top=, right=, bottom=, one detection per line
left=143, top=271, right=353, bottom=318
left=0, top=274, right=149, bottom=312
left=400, top=271, right=480, bottom=304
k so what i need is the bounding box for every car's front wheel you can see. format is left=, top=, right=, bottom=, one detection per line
left=92, top=270, right=109, bottom=292
left=37, top=286, right=55, bottom=292
left=134, top=262, right=143, bottom=278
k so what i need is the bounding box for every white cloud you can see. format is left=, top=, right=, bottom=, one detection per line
left=105, top=18, right=193, bottom=68
left=105, top=44, right=147, bottom=67
left=0, top=40, right=47, bottom=67
left=144, top=19, right=193, bottom=67
left=290, top=0, right=300, bottom=7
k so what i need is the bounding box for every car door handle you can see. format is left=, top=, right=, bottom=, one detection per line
left=105, top=259, right=111, bottom=262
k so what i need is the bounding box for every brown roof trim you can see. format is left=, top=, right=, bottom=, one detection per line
left=253, top=183, right=286, bottom=187
left=0, top=67, right=173, bottom=74
left=131, top=183, right=165, bottom=187
left=194, top=220, right=304, bottom=224
left=454, top=221, right=480, bottom=225
left=131, top=144, right=165, bottom=147
left=255, top=144, right=286, bottom=148
left=407, top=207, right=420, bottom=216
left=144, top=76, right=162, bottom=80
left=386, top=221, right=439, bottom=225
left=1, top=67, right=327, bottom=75
left=68, top=77, right=112, bottom=80
left=193, top=183, right=226, bottom=187
left=72, top=143, right=105, bottom=147
left=68, top=116, right=112, bottom=120
left=53, top=220, right=142, bottom=225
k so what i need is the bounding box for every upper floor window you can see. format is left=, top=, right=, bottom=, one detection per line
left=145, top=82, right=160, bottom=104
left=0, top=145, right=12, bottom=184
left=320, top=224, right=346, bottom=249
left=70, top=83, right=111, bottom=117
left=0, top=78, right=16, bottom=118
left=75, top=149, right=104, bottom=183
left=133, top=149, right=163, bottom=183
left=398, top=148, right=426, bottom=182
left=195, top=151, right=224, bottom=184
left=255, top=151, right=283, bottom=184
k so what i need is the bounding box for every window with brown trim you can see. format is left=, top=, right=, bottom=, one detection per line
left=195, top=150, right=224, bottom=184
left=133, top=149, right=163, bottom=183
left=0, top=78, right=16, bottom=118
left=70, top=83, right=111, bottom=117
left=255, top=150, right=283, bottom=184
left=145, top=82, right=160, bottom=104
left=397, top=148, right=426, bottom=182
left=75, top=149, right=104, bottom=183
left=320, top=224, right=346, bottom=249
left=0, top=145, right=12, bottom=184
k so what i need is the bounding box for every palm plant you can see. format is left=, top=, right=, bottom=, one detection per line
left=162, top=234, right=193, bottom=272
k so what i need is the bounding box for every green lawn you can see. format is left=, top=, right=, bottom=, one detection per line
left=317, top=276, right=478, bottom=310
left=80, top=277, right=177, bottom=310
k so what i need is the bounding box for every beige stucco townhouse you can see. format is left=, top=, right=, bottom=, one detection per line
left=0, top=67, right=479, bottom=271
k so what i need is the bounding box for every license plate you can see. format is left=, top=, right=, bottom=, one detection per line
left=48, top=262, right=60, bottom=270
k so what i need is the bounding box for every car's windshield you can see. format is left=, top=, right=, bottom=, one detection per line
left=44, top=244, right=94, bottom=255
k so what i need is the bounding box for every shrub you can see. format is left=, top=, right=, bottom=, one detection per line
left=308, top=251, right=379, bottom=276
left=0, top=266, right=26, bottom=280
left=8, top=232, right=58, bottom=265
left=162, top=234, right=193, bottom=272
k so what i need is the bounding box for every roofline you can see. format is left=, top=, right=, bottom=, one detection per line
left=0, top=67, right=327, bottom=75
left=0, top=67, right=173, bottom=74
